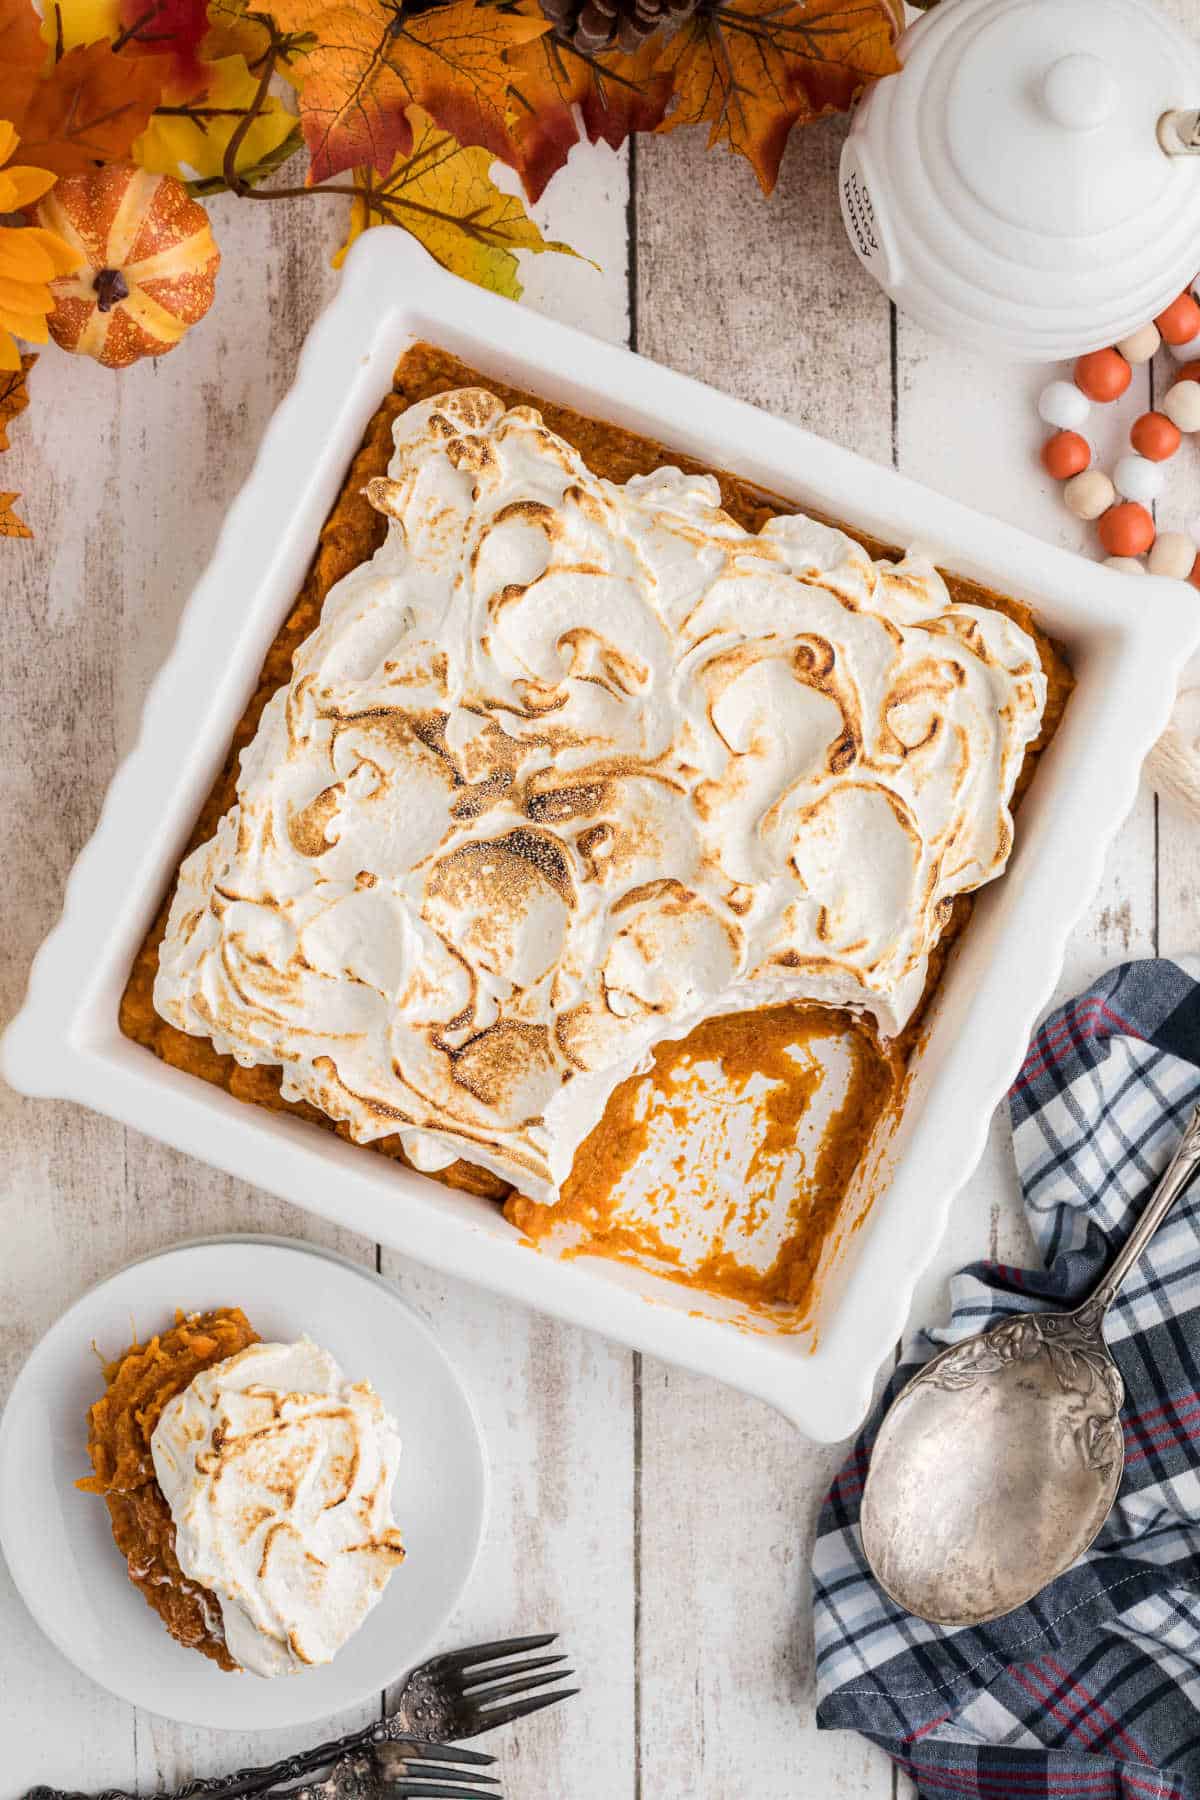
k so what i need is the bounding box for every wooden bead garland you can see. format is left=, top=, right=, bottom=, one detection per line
left=1037, top=285, right=1200, bottom=585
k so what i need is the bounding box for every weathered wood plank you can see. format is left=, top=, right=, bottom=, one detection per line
left=890, top=240, right=1161, bottom=1800
left=1146, top=0, right=1200, bottom=968
left=3, top=149, right=637, bottom=1800
left=377, top=1258, right=638, bottom=1796
left=375, top=149, right=641, bottom=1800
left=633, top=114, right=898, bottom=1800
left=901, top=329, right=1158, bottom=1346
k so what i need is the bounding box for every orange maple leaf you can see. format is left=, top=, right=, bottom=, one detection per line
left=657, top=0, right=901, bottom=193
left=0, top=0, right=47, bottom=126
left=503, top=18, right=673, bottom=202
left=16, top=41, right=167, bottom=175
left=269, top=0, right=552, bottom=185
left=0, top=490, right=33, bottom=537
left=0, top=350, right=35, bottom=453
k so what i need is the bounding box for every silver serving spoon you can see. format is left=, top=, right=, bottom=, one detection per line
left=861, top=1102, right=1200, bottom=1628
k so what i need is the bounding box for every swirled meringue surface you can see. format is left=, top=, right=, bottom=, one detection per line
left=154, top=388, right=1046, bottom=1203
left=150, top=1338, right=404, bottom=1677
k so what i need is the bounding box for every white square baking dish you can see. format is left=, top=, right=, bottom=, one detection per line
left=5, top=229, right=1196, bottom=1442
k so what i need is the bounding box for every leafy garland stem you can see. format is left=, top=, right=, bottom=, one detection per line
left=221, top=39, right=284, bottom=195
left=110, top=5, right=157, bottom=52
left=217, top=30, right=366, bottom=203
left=211, top=12, right=646, bottom=207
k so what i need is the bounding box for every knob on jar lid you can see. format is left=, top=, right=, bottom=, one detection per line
left=1041, top=53, right=1120, bottom=130
left=840, top=0, right=1200, bottom=360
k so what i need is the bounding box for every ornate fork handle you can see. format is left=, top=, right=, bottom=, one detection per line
left=262, top=1751, right=379, bottom=1800
left=281, top=1750, right=401, bottom=1800
left=24, top=1726, right=380, bottom=1800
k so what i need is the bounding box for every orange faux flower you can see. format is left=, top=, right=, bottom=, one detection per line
left=0, top=122, right=83, bottom=372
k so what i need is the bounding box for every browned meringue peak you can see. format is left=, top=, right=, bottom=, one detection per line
left=154, top=388, right=1047, bottom=1203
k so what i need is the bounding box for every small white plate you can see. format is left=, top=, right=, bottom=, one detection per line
left=0, top=1235, right=488, bottom=1731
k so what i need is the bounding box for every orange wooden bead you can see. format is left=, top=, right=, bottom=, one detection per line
left=1041, top=430, right=1090, bottom=478
left=1074, top=348, right=1132, bottom=402
left=1098, top=502, right=1156, bottom=557
left=1130, top=411, right=1183, bottom=461
left=1190, top=554, right=1200, bottom=591
left=1155, top=291, right=1200, bottom=345
left=1175, top=360, right=1200, bottom=384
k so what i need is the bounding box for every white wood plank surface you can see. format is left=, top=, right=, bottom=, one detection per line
left=633, top=119, right=897, bottom=1800
left=1, top=62, right=1194, bottom=1800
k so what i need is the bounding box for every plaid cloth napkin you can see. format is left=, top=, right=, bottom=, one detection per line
left=813, top=957, right=1200, bottom=1800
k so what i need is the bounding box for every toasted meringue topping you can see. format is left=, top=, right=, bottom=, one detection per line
left=150, top=1339, right=404, bottom=1678
left=154, top=389, right=1046, bottom=1203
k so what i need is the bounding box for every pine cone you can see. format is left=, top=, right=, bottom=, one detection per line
left=540, top=0, right=696, bottom=55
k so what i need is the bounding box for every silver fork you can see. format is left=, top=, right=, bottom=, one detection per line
left=237, top=1743, right=500, bottom=1800
left=26, top=1744, right=498, bottom=1800
left=26, top=1633, right=577, bottom=1800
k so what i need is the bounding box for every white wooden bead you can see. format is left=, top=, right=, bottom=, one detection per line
left=1104, top=556, right=1147, bottom=573
left=1170, top=330, right=1200, bottom=362
left=1148, top=531, right=1196, bottom=578
left=1116, top=322, right=1161, bottom=364
left=1113, top=453, right=1166, bottom=502
left=1037, top=379, right=1090, bottom=430
left=1163, top=381, right=1200, bottom=431
left=1063, top=468, right=1115, bottom=519
left=1186, top=514, right=1200, bottom=548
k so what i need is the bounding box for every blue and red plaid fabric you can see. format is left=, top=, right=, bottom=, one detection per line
left=813, top=958, right=1200, bottom=1800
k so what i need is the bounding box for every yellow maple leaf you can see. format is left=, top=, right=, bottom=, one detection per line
left=269, top=0, right=551, bottom=185
left=203, top=0, right=301, bottom=79
left=135, top=52, right=300, bottom=183
left=332, top=106, right=578, bottom=299
left=39, top=0, right=121, bottom=53
left=0, top=351, right=35, bottom=452
left=0, top=490, right=33, bottom=537
left=658, top=0, right=901, bottom=193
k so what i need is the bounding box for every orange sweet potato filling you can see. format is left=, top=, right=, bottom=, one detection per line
left=508, top=1004, right=904, bottom=1310
left=79, top=1307, right=260, bottom=1671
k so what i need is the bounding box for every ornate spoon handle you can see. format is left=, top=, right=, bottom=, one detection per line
left=1076, top=1102, right=1200, bottom=1329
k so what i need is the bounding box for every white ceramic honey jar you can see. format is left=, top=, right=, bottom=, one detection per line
left=840, top=0, right=1200, bottom=361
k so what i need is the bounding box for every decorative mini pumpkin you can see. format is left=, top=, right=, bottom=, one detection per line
left=34, top=166, right=220, bottom=370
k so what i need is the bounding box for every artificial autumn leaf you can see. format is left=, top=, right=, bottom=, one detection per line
left=269, top=0, right=551, bottom=185
left=657, top=0, right=901, bottom=193
left=503, top=17, right=673, bottom=203
left=203, top=0, right=300, bottom=75
left=136, top=51, right=300, bottom=183
left=0, top=0, right=46, bottom=129
left=0, top=126, right=82, bottom=367
left=187, top=115, right=303, bottom=192
left=39, top=0, right=115, bottom=67
left=0, top=491, right=33, bottom=537
left=114, top=0, right=213, bottom=99
left=0, top=352, right=35, bottom=452
left=16, top=40, right=166, bottom=175
left=202, top=0, right=265, bottom=63
left=39, top=0, right=120, bottom=53
left=332, top=106, right=576, bottom=298
left=47, top=0, right=209, bottom=98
